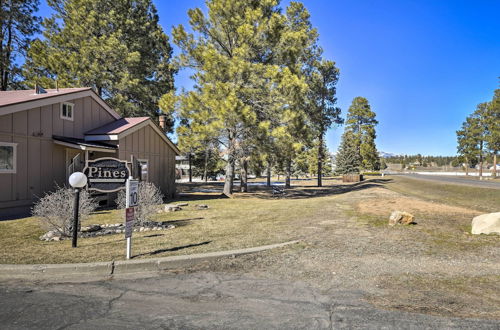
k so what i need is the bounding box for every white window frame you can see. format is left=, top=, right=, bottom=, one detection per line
left=139, top=159, right=149, bottom=182
left=0, top=142, right=17, bottom=174
left=60, top=102, right=74, bottom=121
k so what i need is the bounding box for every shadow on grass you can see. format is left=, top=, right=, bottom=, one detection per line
left=134, top=240, right=212, bottom=257
left=174, top=179, right=394, bottom=201
left=237, top=178, right=394, bottom=200
left=143, top=234, right=165, bottom=238
left=160, top=217, right=205, bottom=227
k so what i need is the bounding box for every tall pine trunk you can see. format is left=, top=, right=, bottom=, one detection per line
left=203, top=148, right=209, bottom=182
left=223, top=160, right=235, bottom=196
left=188, top=152, right=192, bottom=183
left=266, top=160, right=271, bottom=187
left=493, top=152, right=497, bottom=178
left=479, top=141, right=483, bottom=179
left=285, top=159, right=291, bottom=188
left=317, top=132, right=324, bottom=187
left=223, top=133, right=236, bottom=196
left=465, top=157, right=469, bottom=176
left=240, top=158, right=248, bottom=192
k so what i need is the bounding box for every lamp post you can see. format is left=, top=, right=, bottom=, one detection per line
left=68, top=172, right=87, bottom=248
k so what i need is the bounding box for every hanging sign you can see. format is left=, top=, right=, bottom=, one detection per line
left=83, top=157, right=131, bottom=192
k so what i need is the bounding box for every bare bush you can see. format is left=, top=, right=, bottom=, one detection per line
left=32, top=186, right=98, bottom=236
left=116, top=181, right=163, bottom=225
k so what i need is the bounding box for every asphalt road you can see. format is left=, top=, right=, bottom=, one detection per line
left=1, top=272, right=499, bottom=330
left=398, top=173, right=500, bottom=189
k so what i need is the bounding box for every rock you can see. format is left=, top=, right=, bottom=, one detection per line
left=196, top=204, right=209, bottom=209
left=139, top=227, right=145, bottom=232
left=52, top=236, right=61, bottom=241
left=389, top=211, right=415, bottom=226
left=81, top=225, right=101, bottom=233
left=176, top=203, right=189, bottom=207
left=471, top=212, right=500, bottom=235
left=165, top=204, right=182, bottom=212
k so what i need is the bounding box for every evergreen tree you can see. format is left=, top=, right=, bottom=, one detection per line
left=342, top=97, right=380, bottom=171
left=307, top=59, right=342, bottom=186
left=270, top=1, right=320, bottom=188
left=486, top=89, right=500, bottom=177
left=335, top=131, right=361, bottom=174
left=0, top=0, right=40, bottom=90
left=171, top=0, right=314, bottom=195
left=23, top=0, right=175, bottom=125
left=456, top=103, right=488, bottom=177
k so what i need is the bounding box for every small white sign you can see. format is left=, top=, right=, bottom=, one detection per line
left=126, top=179, right=139, bottom=207
left=125, top=207, right=135, bottom=239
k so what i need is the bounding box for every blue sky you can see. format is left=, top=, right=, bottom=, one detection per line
left=39, top=1, right=500, bottom=156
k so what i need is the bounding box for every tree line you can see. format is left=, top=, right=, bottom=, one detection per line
left=456, top=87, right=500, bottom=177
left=2, top=0, right=381, bottom=196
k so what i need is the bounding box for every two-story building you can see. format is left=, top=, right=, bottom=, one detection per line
left=0, top=87, right=179, bottom=218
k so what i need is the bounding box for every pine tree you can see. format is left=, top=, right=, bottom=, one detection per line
left=457, top=103, right=488, bottom=177
left=23, top=0, right=175, bottom=125
left=307, top=59, right=342, bottom=186
left=0, top=0, right=40, bottom=90
left=486, top=89, right=500, bottom=177
left=171, top=0, right=315, bottom=195
left=341, top=97, right=380, bottom=171
left=335, top=131, right=361, bottom=174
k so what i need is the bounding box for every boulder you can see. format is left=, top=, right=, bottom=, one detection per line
left=81, top=225, right=101, bottom=233
left=165, top=204, right=182, bottom=212
left=389, top=211, right=415, bottom=226
left=471, top=212, right=500, bottom=235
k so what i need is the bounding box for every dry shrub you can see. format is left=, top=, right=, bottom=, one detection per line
left=32, top=186, right=98, bottom=236
left=116, top=181, right=163, bottom=225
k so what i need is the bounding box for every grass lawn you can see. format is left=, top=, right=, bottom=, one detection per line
left=384, top=175, right=500, bottom=213
left=0, top=176, right=498, bottom=264
left=0, top=188, right=337, bottom=264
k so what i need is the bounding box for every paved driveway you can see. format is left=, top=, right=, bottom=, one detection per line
left=1, top=272, right=499, bottom=330
left=399, top=173, right=500, bottom=189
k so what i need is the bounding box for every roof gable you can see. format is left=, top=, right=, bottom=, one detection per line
left=0, top=88, right=120, bottom=119
left=85, top=117, right=180, bottom=155
left=85, top=117, right=150, bottom=135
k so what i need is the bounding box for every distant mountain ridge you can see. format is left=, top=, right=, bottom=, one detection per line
left=379, top=151, right=400, bottom=158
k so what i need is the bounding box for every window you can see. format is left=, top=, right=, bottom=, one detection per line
left=60, top=102, right=74, bottom=121
left=0, top=142, right=17, bottom=173
left=139, top=160, right=149, bottom=181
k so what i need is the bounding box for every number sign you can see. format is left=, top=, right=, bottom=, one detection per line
left=126, top=179, right=139, bottom=207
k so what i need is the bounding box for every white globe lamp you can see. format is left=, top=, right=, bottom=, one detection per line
left=69, top=172, right=87, bottom=188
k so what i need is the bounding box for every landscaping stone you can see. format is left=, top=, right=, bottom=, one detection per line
left=196, top=204, right=209, bottom=209
left=165, top=204, right=182, bottom=212
left=471, top=212, right=500, bottom=235
left=81, top=225, right=101, bottom=233
left=388, top=211, right=415, bottom=226
left=40, top=221, right=176, bottom=241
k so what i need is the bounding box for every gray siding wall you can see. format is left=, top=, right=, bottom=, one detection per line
left=118, top=125, right=176, bottom=198
left=0, top=96, right=116, bottom=209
